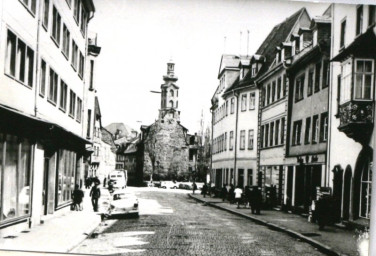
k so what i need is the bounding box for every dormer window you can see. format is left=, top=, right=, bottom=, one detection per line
left=251, top=63, right=257, bottom=77
left=299, top=34, right=304, bottom=51
left=281, top=48, right=285, bottom=62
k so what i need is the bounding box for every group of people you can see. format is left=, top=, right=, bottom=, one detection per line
left=72, top=177, right=102, bottom=212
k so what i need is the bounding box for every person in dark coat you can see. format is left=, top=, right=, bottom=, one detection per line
left=244, top=186, right=251, bottom=208
left=90, top=182, right=101, bottom=212
left=192, top=182, right=197, bottom=194
left=221, top=184, right=228, bottom=202
left=72, top=184, right=84, bottom=211
left=254, top=186, right=262, bottom=214
left=202, top=182, right=208, bottom=198
left=229, top=184, right=235, bottom=204
left=103, top=177, right=107, bottom=188
left=316, top=195, right=331, bottom=230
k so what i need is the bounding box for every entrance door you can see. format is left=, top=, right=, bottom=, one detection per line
left=41, top=158, right=49, bottom=215
left=286, top=166, right=293, bottom=207
left=343, top=166, right=352, bottom=220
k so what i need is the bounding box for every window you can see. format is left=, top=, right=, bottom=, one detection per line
left=248, top=130, right=254, bottom=150
left=340, top=59, right=352, bottom=103
left=308, top=69, right=314, bottom=96
left=275, top=120, right=280, bottom=146
left=78, top=51, right=84, bottom=78
left=226, top=100, right=229, bottom=116
left=66, top=0, right=72, bottom=7
left=0, top=135, right=32, bottom=222
left=360, top=165, right=372, bottom=219
left=280, top=117, right=285, bottom=144
left=57, top=149, right=77, bottom=206
left=265, top=124, right=269, bottom=148
left=89, top=60, right=94, bottom=90
left=229, top=131, right=234, bottom=150
left=69, top=90, right=76, bottom=117
left=62, top=24, right=70, bottom=57
left=230, top=98, right=235, bottom=114
left=292, top=120, right=302, bottom=145
left=249, top=93, right=255, bottom=110
left=71, top=40, right=78, bottom=70
left=48, top=68, right=58, bottom=104
left=5, top=30, right=34, bottom=87
left=295, top=74, right=305, bottom=102
left=20, top=0, right=36, bottom=14
left=304, top=117, right=311, bottom=144
left=369, top=5, right=376, bottom=26
left=76, top=98, right=82, bottom=122
left=51, top=6, right=61, bottom=45
left=241, top=94, right=247, bottom=111
left=248, top=169, right=253, bottom=186
left=356, top=5, right=363, bottom=36
left=313, top=29, right=318, bottom=46
left=262, top=87, right=266, bottom=107
left=322, top=59, right=329, bottom=88
left=282, top=74, right=287, bottom=97
left=336, top=75, right=341, bottom=115
left=80, top=4, right=87, bottom=36
left=320, top=112, right=328, bottom=142
left=277, top=77, right=281, bottom=100
left=267, top=84, right=271, bottom=105
left=73, top=0, right=81, bottom=23
left=340, top=19, right=346, bottom=48
left=43, top=0, right=50, bottom=29
left=40, top=59, right=47, bottom=96
left=271, top=81, right=276, bottom=102
left=260, top=126, right=264, bottom=148
left=240, top=130, right=245, bottom=150
left=224, top=132, right=227, bottom=151
left=59, top=80, right=67, bottom=111
left=354, top=59, right=374, bottom=100
left=315, top=62, right=321, bottom=92
left=312, top=115, right=319, bottom=143
left=269, top=122, right=274, bottom=146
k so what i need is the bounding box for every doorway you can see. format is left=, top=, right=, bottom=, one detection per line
left=343, top=165, right=352, bottom=220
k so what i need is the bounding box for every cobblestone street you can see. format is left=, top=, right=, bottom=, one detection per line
left=73, top=188, right=325, bottom=256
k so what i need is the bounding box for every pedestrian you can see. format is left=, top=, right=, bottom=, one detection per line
left=192, top=181, right=197, bottom=194
left=244, top=186, right=251, bottom=208
left=254, top=186, right=262, bottom=214
left=229, top=184, right=235, bottom=204
left=316, top=194, right=330, bottom=230
left=90, top=182, right=101, bottom=212
left=234, top=185, right=243, bottom=209
left=249, top=187, right=256, bottom=214
left=202, top=182, right=208, bottom=198
left=221, top=184, right=228, bottom=202
left=103, top=177, right=107, bottom=188
left=72, top=184, right=84, bottom=211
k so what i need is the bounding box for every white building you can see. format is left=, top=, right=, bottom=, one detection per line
left=0, top=0, right=95, bottom=236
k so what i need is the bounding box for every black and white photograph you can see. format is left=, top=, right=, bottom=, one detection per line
left=0, top=0, right=374, bottom=255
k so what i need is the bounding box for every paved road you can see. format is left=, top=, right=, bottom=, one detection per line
left=73, top=188, right=325, bottom=256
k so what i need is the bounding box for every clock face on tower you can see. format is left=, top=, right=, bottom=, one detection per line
left=168, top=64, right=174, bottom=71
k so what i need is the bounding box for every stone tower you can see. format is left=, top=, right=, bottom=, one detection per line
left=159, top=59, right=180, bottom=122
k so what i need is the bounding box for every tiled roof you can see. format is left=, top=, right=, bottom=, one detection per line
left=237, top=7, right=306, bottom=87
left=217, top=54, right=241, bottom=78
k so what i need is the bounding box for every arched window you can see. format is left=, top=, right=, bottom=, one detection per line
left=170, top=89, right=174, bottom=97
left=169, top=100, right=174, bottom=108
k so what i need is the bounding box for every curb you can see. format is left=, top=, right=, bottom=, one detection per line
left=188, top=194, right=348, bottom=256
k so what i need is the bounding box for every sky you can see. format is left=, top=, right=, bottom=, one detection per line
left=89, top=0, right=348, bottom=134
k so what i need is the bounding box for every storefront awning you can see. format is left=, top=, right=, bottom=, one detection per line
left=331, top=26, right=376, bottom=62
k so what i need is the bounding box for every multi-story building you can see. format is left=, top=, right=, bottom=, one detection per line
left=328, top=4, right=375, bottom=225
left=257, top=8, right=311, bottom=208
left=0, top=0, right=95, bottom=236
left=285, top=7, right=332, bottom=213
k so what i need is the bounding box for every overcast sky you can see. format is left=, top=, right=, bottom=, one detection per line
left=89, top=0, right=350, bottom=134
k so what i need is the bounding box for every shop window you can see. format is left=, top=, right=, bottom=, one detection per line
left=295, top=74, right=304, bottom=102
left=0, top=135, right=31, bottom=222
left=56, top=149, right=77, bottom=206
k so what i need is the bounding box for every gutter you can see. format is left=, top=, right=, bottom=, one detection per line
left=233, top=90, right=239, bottom=185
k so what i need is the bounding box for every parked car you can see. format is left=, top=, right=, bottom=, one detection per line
left=106, top=190, right=139, bottom=218
left=160, top=181, right=178, bottom=189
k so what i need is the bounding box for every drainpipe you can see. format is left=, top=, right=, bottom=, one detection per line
left=34, top=0, right=44, bottom=117
left=233, top=90, right=239, bottom=186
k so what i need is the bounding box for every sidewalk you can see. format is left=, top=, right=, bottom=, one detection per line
left=0, top=188, right=102, bottom=254
left=189, top=193, right=359, bottom=256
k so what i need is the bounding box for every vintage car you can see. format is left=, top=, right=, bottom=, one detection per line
left=107, top=190, right=139, bottom=218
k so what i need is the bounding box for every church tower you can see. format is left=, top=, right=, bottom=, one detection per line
left=159, top=59, right=180, bottom=122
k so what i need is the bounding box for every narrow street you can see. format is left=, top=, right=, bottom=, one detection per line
left=72, top=188, right=325, bottom=256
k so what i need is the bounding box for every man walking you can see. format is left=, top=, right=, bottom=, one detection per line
left=90, top=182, right=101, bottom=212
left=234, top=186, right=243, bottom=209
left=72, top=184, right=84, bottom=211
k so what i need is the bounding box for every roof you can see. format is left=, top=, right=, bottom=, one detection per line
left=235, top=7, right=307, bottom=88
left=217, top=54, right=241, bottom=79
left=105, top=123, right=136, bottom=138
left=101, top=128, right=116, bottom=147
left=94, top=96, right=101, bottom=119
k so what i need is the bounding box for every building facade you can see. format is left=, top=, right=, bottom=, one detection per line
left=0, top=0, right=95, bottom=236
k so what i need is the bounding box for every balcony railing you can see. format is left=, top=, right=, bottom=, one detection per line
left=338, top=100, right=374, bottom=143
